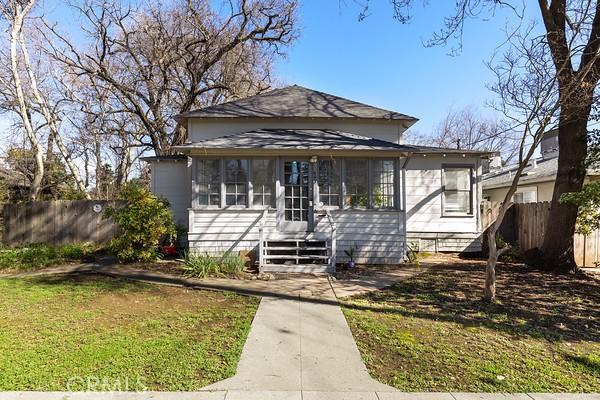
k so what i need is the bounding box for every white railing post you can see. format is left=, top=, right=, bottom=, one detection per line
left=258, top=207, right=270, bottom=270
left=325, top=209, right=337, bottom=272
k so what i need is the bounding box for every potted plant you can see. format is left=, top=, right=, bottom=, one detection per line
left=344, top=247, right=356, bottom=269
left=161, top=230, right=179, bottom=257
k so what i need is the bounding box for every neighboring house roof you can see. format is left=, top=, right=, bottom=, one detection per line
left=176, top=85, right=418, bottom=124
left=483, top=155, right=600, bottom=189
left=173, top=128, right=494, bottom=156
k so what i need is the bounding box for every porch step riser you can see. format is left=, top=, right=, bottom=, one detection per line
left=261, top=264, right=333, bottom=273
left=260, top=239, right=332, bottom=273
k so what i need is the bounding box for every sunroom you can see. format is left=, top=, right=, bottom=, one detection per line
left=172, top=128, right=411, bottom=272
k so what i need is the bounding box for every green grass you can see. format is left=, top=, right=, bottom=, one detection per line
left=0, top=243, right=98, bottom=272
left=0, top=275, right=259, bottom=390
left=342, top=263, right=600, bottom=392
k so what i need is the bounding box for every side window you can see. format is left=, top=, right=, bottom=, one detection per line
left=513, top=189, right=537, bottom=203
left=442, top=166, right=473, bottom=216
left=251, top=159, right=275, bottom=207
left=317, top=159, right=341, bottom=207
left=344, top=159, right=369, bottom=207
left=197, top=159, right=220, bottom=206
left=224, top=159, right=249, bottom=206
left=371, top=159, right=395, bottom=209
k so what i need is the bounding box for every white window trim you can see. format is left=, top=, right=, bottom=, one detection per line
left=441, top=164, right=475, bottom=217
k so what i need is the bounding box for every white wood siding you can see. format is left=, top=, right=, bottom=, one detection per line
left=188, top=118, right=408, bottom=144
left=404, top=155, right=482, bottom=252
left=150, top=160, right=190, bottom=226
left=188, top=209, right=405, bottom=263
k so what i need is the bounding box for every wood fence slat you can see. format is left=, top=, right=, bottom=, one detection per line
left=480, top=200, right=600, bottom=267
left=2, top=200, right=123, bottom=247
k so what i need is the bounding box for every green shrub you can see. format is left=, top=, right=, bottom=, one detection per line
left=0, top=243, right=96, bottom=271
left=105, top=184, right=176, bottom=263
left=183, top=251, right=246, bottom=278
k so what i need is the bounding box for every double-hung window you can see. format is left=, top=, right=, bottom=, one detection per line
left=252, top=159, right=275, bottom=207
left=344, top=159, right=369, bottom=207
left=197, top=159, right=221, bottom=206
left=196, top=158, right=274, bottom=208
left=442, top=166, right=473, bottom=216
left=317, top=159, right=341, bottom=207
left=371, top=160, right=395, bottom=209
left=224, top=159, right=249, bottom=206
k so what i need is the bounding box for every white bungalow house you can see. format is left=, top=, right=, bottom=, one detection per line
left=145, top=85, right=493, bottom=273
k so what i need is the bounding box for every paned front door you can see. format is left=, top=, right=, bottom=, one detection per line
left=279, top=158, right=315, bottom=232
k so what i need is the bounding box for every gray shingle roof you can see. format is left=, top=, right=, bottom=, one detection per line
left=173, top=128, right=495, bottom=155
left=176, top=85, right=418, bottom=122
left=482, top=158, right=559, bottom=188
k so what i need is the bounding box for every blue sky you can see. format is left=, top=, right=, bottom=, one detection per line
left=276, top=1, right=529, bottom=135
left=0, top=1, right=534, bottom=145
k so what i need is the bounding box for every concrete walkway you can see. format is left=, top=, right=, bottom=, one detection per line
left=203, top=289, right=394, bottom=396
left=1, top=390, right=598, bottom=399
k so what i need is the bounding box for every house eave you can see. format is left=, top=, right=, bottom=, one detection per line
left=173, top=147, right=412, bottom=157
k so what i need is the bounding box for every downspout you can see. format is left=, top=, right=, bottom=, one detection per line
left=400, top=154, right=412, bottom=260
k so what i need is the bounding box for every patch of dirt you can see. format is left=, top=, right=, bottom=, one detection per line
left=26, top=274, right=255, bottom=330
left=335, top=260, right=437, bottom=280
left=350, top=256, right=600, bottom=342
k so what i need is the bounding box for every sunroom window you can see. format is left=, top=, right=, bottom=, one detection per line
left=371, top=160, right=395, bottom=209
left=224, top=159, right=249, bottom=206
left=344, top=159, right=369, bottom=207
left=197, top=159, right=220, bottom=206
left=317, top=159, right=341, bottom=207
left=251, top=159, right=275, bottom=207
left=442, top=166, right=473, bottom=215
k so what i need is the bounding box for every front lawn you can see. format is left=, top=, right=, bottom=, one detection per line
left=0, top=243, right=98, bottom=272
left=342, top=261, right=600, bottom=392
left=0, top=275, right=258, bottom=391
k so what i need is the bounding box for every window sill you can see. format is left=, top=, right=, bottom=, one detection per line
left=441, top=213, right=475, bottom=218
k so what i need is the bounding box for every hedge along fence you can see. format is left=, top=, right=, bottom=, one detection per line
left=2, top=200, right=124, bottom=246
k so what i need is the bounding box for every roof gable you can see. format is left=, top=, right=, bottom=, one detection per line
left=176, top=85, right=418, bottom=123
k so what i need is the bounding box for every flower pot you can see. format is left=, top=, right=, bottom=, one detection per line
left=347, top=260, right=355, bottom=269
left=161, top=245, right=177, bottom=256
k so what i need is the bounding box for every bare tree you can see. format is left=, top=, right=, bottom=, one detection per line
left=481, top=19, right=599, bottom=300
left=45, top=0, right=298, bottom=156
left=0, top=0, right=45, bottom=200
left=15, top=23, right=90, bottom=198
left=371, top=0, right=600, bottom=272
left=414, top=107, right=520, bottom=163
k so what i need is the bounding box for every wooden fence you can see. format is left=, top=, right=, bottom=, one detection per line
left=481, top=201, right=600, bottom=267
left=2, top=200, right=122, bottom=246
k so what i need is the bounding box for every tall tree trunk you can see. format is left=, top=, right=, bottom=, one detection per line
left=17, top=30, right=91, bottom=199
left=539, top=96, right=592, bottom=272
left=484, top=228, right=497, bottom=302
left=8, top=3, right=44, bottom=201
left=94, top=131, right=103, bottom=198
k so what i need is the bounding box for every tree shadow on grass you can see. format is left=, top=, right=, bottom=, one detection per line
left=563, top=352, right=600, bottom=375
left=19, top=272, right=161, bottom=294
left=343, top=262, right=600, bottom=343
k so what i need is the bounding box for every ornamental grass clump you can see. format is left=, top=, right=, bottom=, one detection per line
left=183, top=251, right=246, bottom=278
left=105, top=184, right=176, bottom=263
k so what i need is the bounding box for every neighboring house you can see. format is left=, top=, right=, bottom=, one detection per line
left=482, top=130, right=600, bottom=203
left=145, top=85, right=493, bottom=272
